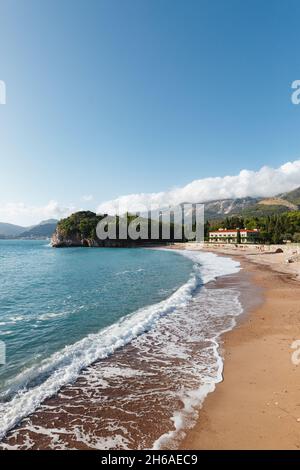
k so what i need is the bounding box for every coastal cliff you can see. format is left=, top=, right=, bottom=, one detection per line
left=51, top=230, right=99, bottom=247
left=51, top=230, right=137, bottom=248
left=51, top=211, right=137, bottom=247
left=51, top=211, right=181, bottom=247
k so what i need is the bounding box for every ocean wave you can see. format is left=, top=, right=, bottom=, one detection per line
left=162, top=248, right=241, bottom=283
left=152, top=292, right=242, bottom=449
left=0, top=258, right=198, bottom=438
left=0, top=249, right=240, bottom=443
left=115, top=268, right=145, bottom=276
left=38, top=311, right=67, bottom=321
left=150, top=250, right=241, bottom=449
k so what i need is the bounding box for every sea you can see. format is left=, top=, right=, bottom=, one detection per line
left=0, top=240, right=242, bottom=449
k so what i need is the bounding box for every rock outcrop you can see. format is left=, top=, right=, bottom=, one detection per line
left=51, top=229, right=139, bottom=248
left=51, top=210, right=183, bottom=248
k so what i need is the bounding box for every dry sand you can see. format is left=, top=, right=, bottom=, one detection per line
left=175, top=244, right=300, bottom=450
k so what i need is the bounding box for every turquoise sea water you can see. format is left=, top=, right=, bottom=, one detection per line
left=0, top=240, right=193, bottom=395
left=0, top=240, right=242, bottom=448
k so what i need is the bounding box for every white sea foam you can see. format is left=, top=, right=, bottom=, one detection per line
left=0, top=249, right=241, bottom=443
left=162, top=248, right=241, bottom=284
left=152, top=302, right=242, bottom=449
left=0, top=331, right=13, bottom=336
left=8, top=315, right=24, bottom=323
left=39, top=311, right=66, bottom=321
left=115, top=268, right=145, bottom=276
left=150, top=249, right=242, bottom=449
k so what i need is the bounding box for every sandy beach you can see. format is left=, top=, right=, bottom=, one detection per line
left=0, top=246, right=244, bottom=450
left=177, top=244, right=300, bottom=450
left=1, top=242, right=300, bottom=450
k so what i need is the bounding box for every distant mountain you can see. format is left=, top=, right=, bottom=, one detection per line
left=0, top=222, right=25, bottom=237
left=0, top=219, right=58, bottom=239
left=38, top=219, right=59, bottom=226
left=278, top=187, right=300, bottom=206
left=143, top=188, right=300, bottom=223
left=17, top=220, right=58, bottom=239
left=1, top=187, right=300, bottom=238
left=170, top=187, right=300, bottom=221
left=204, top=197, right=261, bottom=219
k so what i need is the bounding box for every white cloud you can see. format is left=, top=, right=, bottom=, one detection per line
left=0, top=200, right=75, bottom=226
left=2, top=160, right=300, bottom=225
left=96, top=160, right=300, bottom=215
left=82, top=194, right=94, bottom=202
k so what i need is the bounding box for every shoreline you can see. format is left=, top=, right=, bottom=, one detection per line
left=0, top=247, right=242, bottom=450
left=175, top=245, right=300, bottom=450
left=1, top=243, right=300, bottom=449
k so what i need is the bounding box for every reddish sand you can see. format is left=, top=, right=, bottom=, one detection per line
left=180, top=248, right=300, bottom=450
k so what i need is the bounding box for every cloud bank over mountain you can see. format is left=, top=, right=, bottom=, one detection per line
left=96, top=160, right=300, bottom=214
left=1, top=160, right=300, bottom=224
left=0, top=201, right=75, bottom=226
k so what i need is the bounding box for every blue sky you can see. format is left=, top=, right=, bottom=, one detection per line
left=1, top=0, right=300, bottom=224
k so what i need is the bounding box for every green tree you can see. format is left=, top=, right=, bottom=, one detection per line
left=293, top=232, right=300, bottom=243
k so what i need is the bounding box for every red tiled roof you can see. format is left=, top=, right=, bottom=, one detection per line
left=210, top=229, right=238, bottom=233
left=209, top=229, right=259, bottom=234
left=241, top=230, right=259, bottom=233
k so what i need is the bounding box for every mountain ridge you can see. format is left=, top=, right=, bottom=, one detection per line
left=1, top=187, right=300, bottom=236
left=201, top=187, right=300, bottom=220
left=0, top=219, right=58, bottom=238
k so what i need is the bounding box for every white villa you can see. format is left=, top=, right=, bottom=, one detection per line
left=209, top=228, right=260, bottom=244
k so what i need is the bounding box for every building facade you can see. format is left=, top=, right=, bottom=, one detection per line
left=209, top=228, right=260, bottom=244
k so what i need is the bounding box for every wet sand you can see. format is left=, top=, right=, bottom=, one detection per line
left=180, top=248, right=300, bottom=450
left=0, top=249, right=247, bottom=450
left=2, top=245, right=300, bottom=450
